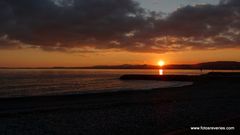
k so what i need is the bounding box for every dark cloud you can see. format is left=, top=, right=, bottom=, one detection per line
left=0, top=34, right=23, bottom=49
left=0, top=0, right=239, bottom=53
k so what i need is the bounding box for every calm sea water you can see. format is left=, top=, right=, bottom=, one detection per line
left=0, top=69, right=238, bottom=98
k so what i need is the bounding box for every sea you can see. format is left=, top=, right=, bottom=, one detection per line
left=0, top=69, right=238, bottom=98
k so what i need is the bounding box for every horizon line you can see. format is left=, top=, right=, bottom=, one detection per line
left=0, top=61, right=239, bottom=69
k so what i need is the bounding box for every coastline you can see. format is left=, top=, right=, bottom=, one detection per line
left=0, top=72, right=239, bottom=134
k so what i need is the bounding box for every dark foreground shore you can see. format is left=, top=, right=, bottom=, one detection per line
left=0, top=72, right=240, bottom=134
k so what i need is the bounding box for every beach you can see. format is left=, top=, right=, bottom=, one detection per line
left=0, top=73, right=239, bottom=134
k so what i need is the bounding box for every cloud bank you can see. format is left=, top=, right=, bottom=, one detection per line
left=0, top=0, right=240, bottom=53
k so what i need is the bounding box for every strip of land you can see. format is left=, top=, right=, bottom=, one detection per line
left=120, top=72, right=240, bottom=81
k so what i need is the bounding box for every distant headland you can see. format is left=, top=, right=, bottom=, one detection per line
left=1, top=61, right=240, bottom=70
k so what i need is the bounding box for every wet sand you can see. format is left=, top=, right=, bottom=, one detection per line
left=0, top=73, right=239, bottom=134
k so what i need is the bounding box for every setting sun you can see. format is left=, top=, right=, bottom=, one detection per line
left=158, top=60, right=165, bottom=67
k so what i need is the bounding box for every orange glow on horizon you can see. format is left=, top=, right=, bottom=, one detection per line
left=158, top=60, right=165, bottom=67
left=0, top=48, right=239, bottom=67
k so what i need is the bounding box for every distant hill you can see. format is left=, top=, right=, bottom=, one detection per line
left=1, top=61, right=240, bottom=70
left=88, top=61, right=240, bottom=70
left=194, top=61, right=240, bottom=70
left=90, top=64, right=158, bottom=69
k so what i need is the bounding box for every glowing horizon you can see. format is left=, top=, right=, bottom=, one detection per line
left=0, top=48, right=239, bottom=68
left=158, top=60, right=165, bottom=67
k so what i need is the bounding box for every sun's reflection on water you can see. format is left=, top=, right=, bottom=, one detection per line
left=159, top=69, right=164, bottom=75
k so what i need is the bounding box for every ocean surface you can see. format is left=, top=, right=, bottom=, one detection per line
left=0, top=69, right=237, bottom=98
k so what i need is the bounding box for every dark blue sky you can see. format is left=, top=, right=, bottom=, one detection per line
left=137, top=0, right=220, bottom=13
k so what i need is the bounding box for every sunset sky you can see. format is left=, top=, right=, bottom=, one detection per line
left=0, top=0, right=239, bottom=67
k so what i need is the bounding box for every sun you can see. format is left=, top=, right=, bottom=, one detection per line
left=158, top=60, right=165, bottom=67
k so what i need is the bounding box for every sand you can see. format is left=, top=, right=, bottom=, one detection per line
left=0, top=73, right=239, bottom=134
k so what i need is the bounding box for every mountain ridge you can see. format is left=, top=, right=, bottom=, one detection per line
left=1, top=61, right=240, bottom=70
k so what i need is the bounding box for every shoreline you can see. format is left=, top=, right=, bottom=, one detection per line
left=0, top=81, right=193, bottom=99
left=0, top=83, right=195, bottom=114
left=0, top=72, right=239, bottom=134
left=0, top=72, right=239, bottom=113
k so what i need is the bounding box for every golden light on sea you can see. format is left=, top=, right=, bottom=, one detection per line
left=159, top=69, right=164, bottom=75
